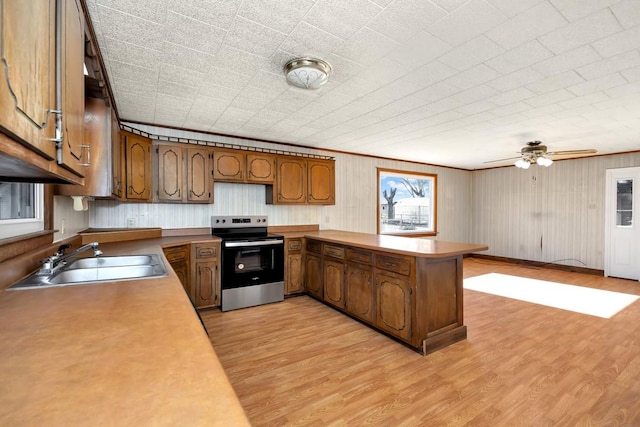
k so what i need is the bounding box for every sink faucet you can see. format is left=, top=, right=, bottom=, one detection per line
left=38, top=242, right=102, bottom=275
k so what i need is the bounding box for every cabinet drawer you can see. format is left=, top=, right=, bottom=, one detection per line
left=194, top=243, right=217, bottom=259
left=323, top=244, right=345, bottom=260
left=163, top=246, right=188, bottom=263
left=375, top=253, right=411, bottom=276
left=287, top=238, right=302, bottom=252
left=306, top=240, right=322, bottom=254
left=346, top=248, right=372, bottom=265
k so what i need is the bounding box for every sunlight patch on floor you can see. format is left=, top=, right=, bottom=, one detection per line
left=464, top=273, right=639, bottom=318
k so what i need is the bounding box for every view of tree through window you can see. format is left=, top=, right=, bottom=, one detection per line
left=377, top=169, right=437, bottom=235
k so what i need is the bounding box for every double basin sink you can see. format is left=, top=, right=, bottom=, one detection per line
left=9, top=255, right=167, bottom=290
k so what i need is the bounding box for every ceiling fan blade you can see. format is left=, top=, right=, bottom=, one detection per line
left=547, top=149, right=597, bottom=157
left=483, top=156, right=520, bottom=164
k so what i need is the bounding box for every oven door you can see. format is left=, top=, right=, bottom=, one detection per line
left=221, top=239, right=284, bottom=289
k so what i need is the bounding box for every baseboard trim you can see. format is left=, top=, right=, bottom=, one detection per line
left=470, top=254, right=604, bottom=276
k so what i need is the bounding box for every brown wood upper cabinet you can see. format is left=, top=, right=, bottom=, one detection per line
left=308, top=159, right=335, bottom=204
left=155, top=143, right=213, bottom=204
left=0, top=0, right=85, bottom=184
left=55, top=97, right=116, bottom=198
left=122, top=131, right=152, bottom=202
left=111, top=110, right=123, bottom=198
left=213, top=150, right=275, bottom=185
left=267, top=157, right=335, bottom=205
left=246, top=153, right=276, bottom=183
left=59, top=0, right=86, bottom=176
left=213, top=149, right=244, bottom=182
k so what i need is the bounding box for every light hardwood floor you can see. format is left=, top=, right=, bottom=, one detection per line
left=201, top=258, right=640, bottom=426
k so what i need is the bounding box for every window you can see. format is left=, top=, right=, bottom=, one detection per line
left=0, top=183, right=44, bottom=239
left=377, top=168, right=437, bottom=236
left=616, top=179, right=633, bottom=227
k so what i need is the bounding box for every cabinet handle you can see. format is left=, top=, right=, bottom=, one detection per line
left=79, top=145, right=91, bottom=167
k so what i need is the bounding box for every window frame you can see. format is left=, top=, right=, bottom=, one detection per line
left=377, top=168, right=438, bottom=237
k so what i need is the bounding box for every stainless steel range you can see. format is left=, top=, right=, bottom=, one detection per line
left=212, top=216, right=284, bottom=312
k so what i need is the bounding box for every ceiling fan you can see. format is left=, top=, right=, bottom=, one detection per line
left=485, top=141, right=597, bottom=169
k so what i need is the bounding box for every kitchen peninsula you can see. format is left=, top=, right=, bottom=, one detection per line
left=0, top=229, right=485, bottom=425
left=299, top=230, right=488, bottom=354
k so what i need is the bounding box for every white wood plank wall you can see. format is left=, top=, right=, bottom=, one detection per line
left=53, top=196, right=90, bottom=242
left=471, top=152, right=640, bottom=270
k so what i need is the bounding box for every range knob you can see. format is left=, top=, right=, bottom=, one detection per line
left=215, top=219, right=220, bottom=223
left=222, top=219, right=226, bottom=223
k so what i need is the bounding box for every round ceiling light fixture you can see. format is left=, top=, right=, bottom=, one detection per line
left=283, top=57, right=332, bottom=90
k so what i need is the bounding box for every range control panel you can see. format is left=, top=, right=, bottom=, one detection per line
left=211, top=216, right=268, bottom=228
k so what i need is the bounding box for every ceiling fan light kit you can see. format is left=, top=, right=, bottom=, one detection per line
left=487, top=140, right=597, bottom=169
left=536, top=157, right=553, bottom=167
left=284, top=57, right=332, bottom=90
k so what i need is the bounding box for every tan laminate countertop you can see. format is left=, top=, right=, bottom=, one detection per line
left=0, top=229, right=485, bottom=426
left=297, top=230, right=488, bottom=257
left=0, top=236, right=249, bottom=427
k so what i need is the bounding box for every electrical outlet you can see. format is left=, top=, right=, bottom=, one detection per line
left=127, top=218, right=136, bottom=228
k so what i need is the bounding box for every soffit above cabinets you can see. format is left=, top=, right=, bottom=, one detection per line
left=84, top=0, right=640, bottom=170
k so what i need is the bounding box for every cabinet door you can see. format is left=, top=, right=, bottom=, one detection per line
left=186, top=148, right=212, bottom=203
left=274, top=158, right=307, bottom=204
left=213, top=149, right=245, bottom=182
left=0, top=0, right=57, bottom=158
left=247, top=153, right=276, bottom=183
left=375, top=273, right=412, bottom=342
left=346, top=265, right=373, bottom=323
left=195, top=261, right=219, bottom=308
left=111, top=110, right=122, bottom=198
left=54, top=97, right=110, bottom=197
left=157, top=144, right=183, bottom=202
left=286, top=252, right=303, bottom=294
left=304, top=254, right=323, bottom=299
left=307, top=159, right=335, bottom=205
left=285, top=238, right=303, bottom=295
left=59, top=0, right=86, bottom=175
left=323, top=259, right=345, bottom=309
left=123, top=131, right=152, bottom=201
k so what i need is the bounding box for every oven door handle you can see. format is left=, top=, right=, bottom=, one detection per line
left=224, top=240, right=283, bottom=248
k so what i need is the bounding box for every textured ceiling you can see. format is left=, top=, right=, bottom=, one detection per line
left=85, top=0, right=640, bottom=169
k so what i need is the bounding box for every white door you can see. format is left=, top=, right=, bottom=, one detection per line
left=605, top=167, right=640, bottom=280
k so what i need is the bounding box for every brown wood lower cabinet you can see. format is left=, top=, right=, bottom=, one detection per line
left=164, top=241, right=220, bottom=309
left=345, top=265, right=373, bottom=323
left=304, top=253, right=323, bottom=299
left=323, top=259, right=345, bottom=309
left=192, top=242, right=220, bottom=309
left=302, top=237, right=467, bottom=355
left=162, top=244, right=191, bottom=297
left=374, top=272, right=412, bottom=342
left=284, top=238, right=303, bottom=295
